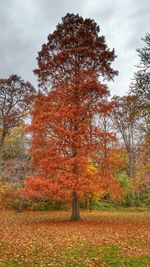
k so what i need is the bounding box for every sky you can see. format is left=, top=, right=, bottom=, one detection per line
left=0, top=0, right=149, bottom=96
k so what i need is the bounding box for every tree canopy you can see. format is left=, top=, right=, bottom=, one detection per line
left=19, top=13, right=124, bottom=220
left=0, top=75, right=35, bottom=146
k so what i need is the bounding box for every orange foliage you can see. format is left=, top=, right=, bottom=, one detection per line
left=19, top=14, right=123, bottom=206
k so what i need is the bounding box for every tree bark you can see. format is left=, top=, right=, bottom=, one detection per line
left=71, top=192, right=80, bottom=221
left=89, top=195, right=92, bottom=212
left=17, top=197, right=24, bottom=212
left=128, top=149, right=135, bottom=179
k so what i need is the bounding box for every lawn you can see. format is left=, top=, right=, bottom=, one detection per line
left=0, top=209, right=150, bottom=266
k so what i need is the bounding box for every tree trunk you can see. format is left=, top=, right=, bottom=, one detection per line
left=71, top=192, right=80, bottom=221
left=89, top=195, right=92, bottom=212
left=128, top=149, right=134, bottom=179
left=17, top=197, right=24, bottom=212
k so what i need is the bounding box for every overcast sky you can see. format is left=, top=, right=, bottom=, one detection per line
left=0, top=0, right=149, bottom=96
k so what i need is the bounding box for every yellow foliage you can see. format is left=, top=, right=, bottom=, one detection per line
left=5, top=124, right=25, bottom=143
left=0, top=176, right=14, bottom=208
left=87, top=159, right=98, bottom=174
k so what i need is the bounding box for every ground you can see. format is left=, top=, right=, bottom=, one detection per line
left=0, top=209, right=150, bottom=266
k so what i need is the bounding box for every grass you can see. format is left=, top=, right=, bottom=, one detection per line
left=2, top=244, right=150, bottom=267
left=0, top=209, right=150, bottom=266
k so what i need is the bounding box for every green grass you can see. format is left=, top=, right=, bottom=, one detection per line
left=86, top=200, right=150, bottom=212
left=62, top=244, right=150, bottom=267
left=2, top=244, right=150, bottom=267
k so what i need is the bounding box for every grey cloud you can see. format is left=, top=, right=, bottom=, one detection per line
left=0, top=0, right=149, bottom=96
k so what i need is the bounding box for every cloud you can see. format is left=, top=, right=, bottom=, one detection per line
left=0, top=0, right=149, bottom=96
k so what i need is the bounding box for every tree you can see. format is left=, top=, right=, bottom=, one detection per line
left=129, top=33, right=150, bottom=184
left=130, top=33, right=150, bottom=145
left=0, top=74, right=35, bottom=146
left=20, top=13, right=121, bottom=220
left=111, top=95, right=143, bottom=179
left=130, top=33, right=150, bottom=108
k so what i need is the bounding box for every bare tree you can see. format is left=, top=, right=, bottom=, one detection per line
left=111, top=95, right=143, bottom=179
left=130, top=33, right=150, bottom=133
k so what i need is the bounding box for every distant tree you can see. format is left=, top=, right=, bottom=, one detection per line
left=130, top=33, right=150, bottom=183
left=130, top=33, right=150, bottom=135
left=0, top=75, right=35, bottom=146
left=112, top=95, right=143, bottom=179
left=20, top=13, right=121, bottom=220
left=2, top=123, right=27, bottom=159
